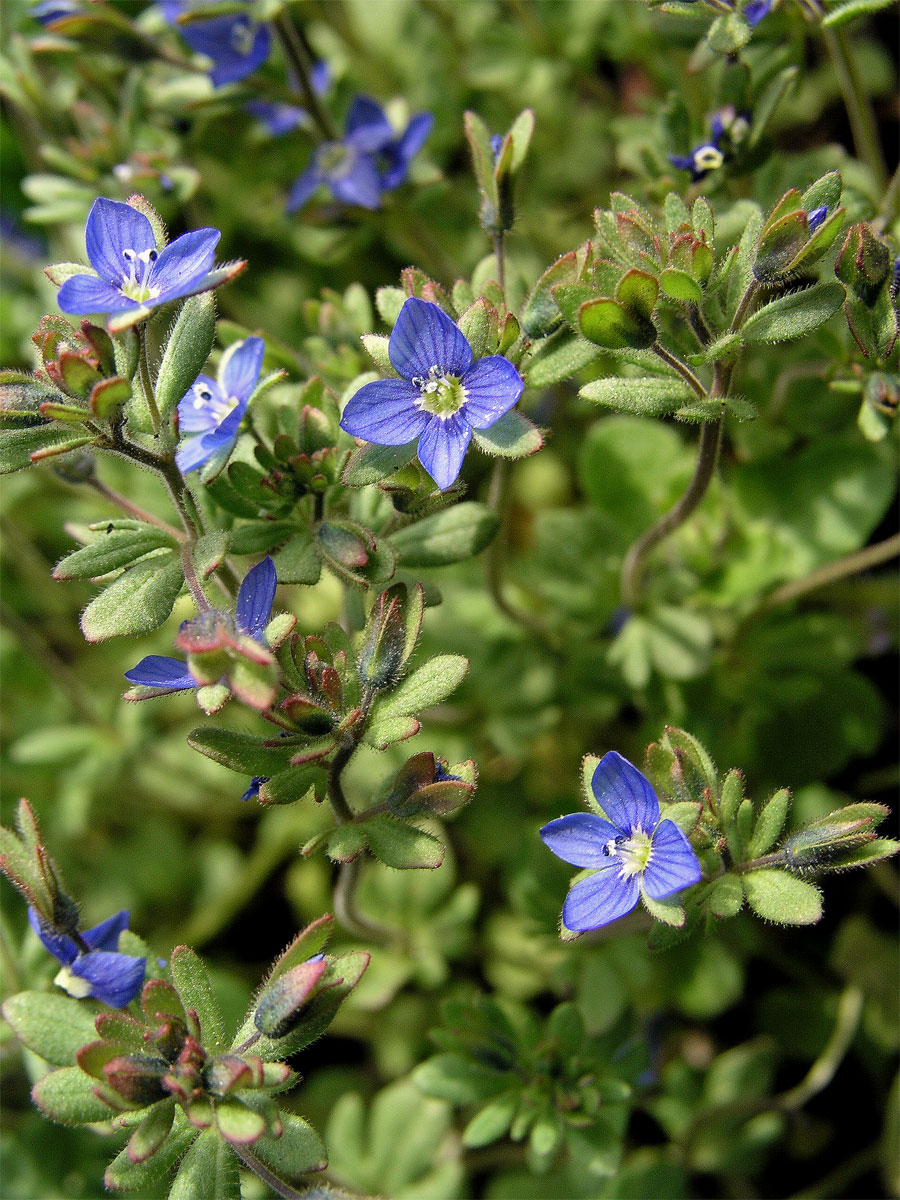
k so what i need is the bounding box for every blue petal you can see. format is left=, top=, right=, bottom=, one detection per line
left=153, top=228, right=220, bottom=299
left=177, top=375, right=227, bottom=433
left=389, top=297, right=473, bottom=381
left=417, top=411, right=472, bottom=490
left=591, top=751, right=660, bottom=834
left=668, top=154, right=695, bottom=173
left=209, top=23, right=270, bottom=87
left=176, top=394, right=248, bottom=474
left=340, top=378, right=428, bottom=444
left=310, top=60, right=330, bottom=94
left=286, top=165, right=322, bottom=213
left=82, top=910, right=130, bottom=953
left=28, top=907, right=77, bottom=966
left=642, top=819, right=702, bottom=900
left=345, top=96, right=394, bottom=152
left=221, top=337, right=264, bottom=401
left=807, top=205, right=827, bottom=233
left=460, top=356, right=524, bottom=429
left=240, top=775, right=267, bottom=802
left=381, top=112, right=433, bottom=189
left=124, top=656, right=198, bottom=690
left=57, top=274, right=135, bottom=316
left=236, top=557, right=277, bottom=640
left=247, top=100, right=306, bottom=136
left=744, top=0, right=771, bottom=25
left=70, top=950, right=146, bottom=1008
left=330, top=155, right=383, bottom=210
left=540, top=813, right=622, bottom=868
left=562, top=870, right=640, bottom=931
left=84, top=197, right=156, bottom=285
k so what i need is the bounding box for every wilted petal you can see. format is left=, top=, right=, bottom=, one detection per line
left=57, top=274, right=135, bottom=316
left=591, top=751, right=660, bottom=834
left=236, top=557, right=277, bottom=641
left=642, top=819, right=702, bottom=901
left=153, top=228, right=220, bottom=299
left=417, top=411, right=472, bottom=490
left=84, top=197, right=156, bottom=284
left=389, top=297, right=473, bottom=381
left=461, top=355, right=524, bottom=429
left=124, top=655, right=197, bottom=690
left=540, top=813, right=621, bottom=868
left=221, top=337, right=264, bottom=402
left=340, top=378, right=428, bottom=444
left=562, top=870, right=640, bottom=931
left=70, top=949, right=146, bottom=1007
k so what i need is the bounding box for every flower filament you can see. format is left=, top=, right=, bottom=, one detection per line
left=413, top=365, right=467, bottom=419
left=604, top=826, right=653, bottom=880
left=121, top=247, right=160, bottom=303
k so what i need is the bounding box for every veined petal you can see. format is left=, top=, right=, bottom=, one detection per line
left=124, top=655, right=198, bottom=690
left=286, top=165, right=322, bottom=213
left=417, top=411, right=472, bottom=490
left=83, top=910, right=130, bottom=953
left=57, top=274, right=135, bottom=316
left=84, top=197, right=156, bottom=284
left=345, top=95, right=394, bottom=152
left=389, top=297, right=473, bottom=380
left=28, top=907, right=77, bottom=965
left=540, top=813, right=621, bottom=868
left=562, top=870, right=640, bottom=931
left=70, top=950, right=146, bottom=1008
left=340, top=378, right=428, bottom=444
left=591, top=751, right=660, bottom=834
left=642, top=819, right=702, bottom=901
left=236, top=556, right=277, bottom=641
left=153, top=228, right=220, bottom=297
left=330, top=155, right=383, bottom=210
left=177, top=376, right=228, bottom=433
left=460, top=355, right=524, bottom=429
left=221, top=337, right=264, bottom=401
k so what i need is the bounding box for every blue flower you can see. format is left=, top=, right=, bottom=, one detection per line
left=807, top=205, right=828, bottom=234
left=124, top=556, right=277, bottom=694
left=340, top=298, right=524, bottom=490
left=175, top=336, right=264, bottom=474
left=161, top=0, right=270, bottom=87
left=743, top=0, right=773, bottom=26
left=287, top=96, right=432, bottom=212
left=31, top=0, right=82, bottom=24
left=669, top=142, right=725, bottom=183
left=240, top=776, right=268, bottom=802
left=540, top=752, right=702, bottom=932
left=56, top=197, right=230, bottom=324
left=28, top=907, right=146, bottom=1008
left=247, top=61, right=330, bottom=136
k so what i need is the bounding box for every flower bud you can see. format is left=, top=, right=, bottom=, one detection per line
left=253, top=956, right=328, bottom=1039
left=358, top=583, right=421, bottom=689
left=835, top=223, right=892, bottom=305
left=103, top=1054, right=169, bottom=1106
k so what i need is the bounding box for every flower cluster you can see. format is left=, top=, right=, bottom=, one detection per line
left=288, top=97, right=433, bottom=212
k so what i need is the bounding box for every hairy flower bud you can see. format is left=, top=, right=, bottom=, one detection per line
left=254, top=957, right=328, bottom=1038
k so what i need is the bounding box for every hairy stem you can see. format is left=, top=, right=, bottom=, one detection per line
left=136, top=327, right=161, bottom=436
left=273, top=12, right=338, bottom=141
left=85, top=476, right=186, bottom=541
left=326, top=739, right=357, bottom=825
left=760, top=532, right=900, bottom=610
left=653, top=342, right=708, bottom=398
left=181, top=543, right=212, bottom=612
left=333, top=858, right=393, bottom=943
left=493, top=230, right=506, bottom=297
left=231, top=1143, right=310, bottom=1200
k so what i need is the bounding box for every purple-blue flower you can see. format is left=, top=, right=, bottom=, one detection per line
left=540, top=752, right=702, bottom=932
left=340, top=298, right=524, bottom=490
left=124, top=556, right=277, bottom=695
left=669, top=142, right=725, bottom=183
left=28, top=907, right=146, bottom=1008
left=161, top=0, right=270, bottom=87
left=56, top=197, right=229, bottom=325
left=287, top=96, right=433, bottom=212
left=743, top=0, right=773, bottom=26
left=31, top=0, right=82, bottom=24
left=175, top=336, right=264, bottom=474
left=807, top=205, right=828, bottom=234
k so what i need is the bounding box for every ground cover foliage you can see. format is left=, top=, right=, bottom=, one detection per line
left=0, top=0, right=898, bottom=1197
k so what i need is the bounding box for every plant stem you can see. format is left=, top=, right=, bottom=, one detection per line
left=326, top=739, right=356, bottom=825
left=820, top=22, right=888, bottom=191
left=620, top=409, right=724, bottom=607
left=158, top=458, right=200, bottom=539
left=231, top=1143, right=309, bottom=1200
left=493, top=230, right=506, bottom=297
left=333, top=858, right=393, bottom=943
left=779, top=985, right=863, bottom=1111
left=136, top=327, right=161, bottom=436
left=272, top=12, right=338, bottom=141
left=484, top=460, right=553, bottom=641
left=760, top=532, right=900, bottom=610
left=653, top=342, right=708, bottom=398
left=181, top=543, right=212, bottom=612
left=873, top=163, right=900, bottom=235
left=85, top=476, right=186, bottom=541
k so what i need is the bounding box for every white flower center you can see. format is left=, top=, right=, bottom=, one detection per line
left=604, top=826, right=653, bottom=880
left=120, top=246, right=160, bottom=303
left=54, top=964, right=93, bottom=1000
left=230, top=17, right=255, bottom=56
left=693, top=145, right=724, bottom=173
left=190, top=382, right=237, bottom=425
left=412, top=366, right=467, bottom=419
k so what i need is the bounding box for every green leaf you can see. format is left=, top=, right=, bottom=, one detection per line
left=471, top=409, right=543, bottom=459
left=578, top=376, right=694, bottom=418
left=342, top=440, right=418, bottom=486
left=258, top=765, right=324, bottom=806
left=741, top=281, right=844, bottom=344
left=706, top=874, right=744, bottom=918
left=215, top=1099, right=266, bottom=1145
left=155, top=293, right=216, bottom=419
left=363, top=818, right=445, bottom=869
left=0, top=425, right=94, bottom=474
left=579, top=298, right=656, bottom=350
left=743, top=869, right=823, bottom=925
left=187, top=727, right=296, bottom=776
left=616, top=269, right=659, bottom=320
left=32, top=1067, right=114, bottom=1125
left=2, top=991, right=99, bottom=1067
left=362, top=713, right=421, bottom=751
left=54, top=527, right=175, bottom=580
left=322, top=824, right=369, bottom=863
left=193, top=529, right=229, bottom=580
left=521, top=251, right=583, bottom=337
left=748, top=788, right=791, bottom=857
left=106, top=1111, right=198, bottom=1192
left=372, top=654, right=468, bottom=721
left=170, top=946, right=225, bottom=1051
left=253, top=1112, right=327, bottom=1177
left=642, top=891, right=686, bottom=926
left=271, top=530, right=323, bottom=585
left=389, top=503, right=499, bottom=566
left=707, top=11, right=750, bottom=54
left=413, top=1053, right=508, bottom=1104
left=822, top=0, right=896, bottom=28
left=169, top=1128, right=240, bottom=1200
left=463, top=1093, right=519, bottom=1147
left=79, top=553, right=183, bottom=642
left=360, top=333, right=396, bottom=376
left=524, top=333, right=599, bottom=385
left=128, top=1100, right=176, bottom=1164
left=660, top=268, right=703, bottom=303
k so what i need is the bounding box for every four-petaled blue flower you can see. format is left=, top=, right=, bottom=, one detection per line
left=161, top=0, right=270, bottom=87
left=287, top=96, right=433, bottom=212
left=341, top=298, right=524, bottom=490
left=124, top=556, right=277, bottom=694
left=540, top=752, right=702, bottom=932
left=57, top=197, right=225, bottom=322
left=28, top=907, right=146, bottom=1008
left=175, top=336, right=264, bottom=474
